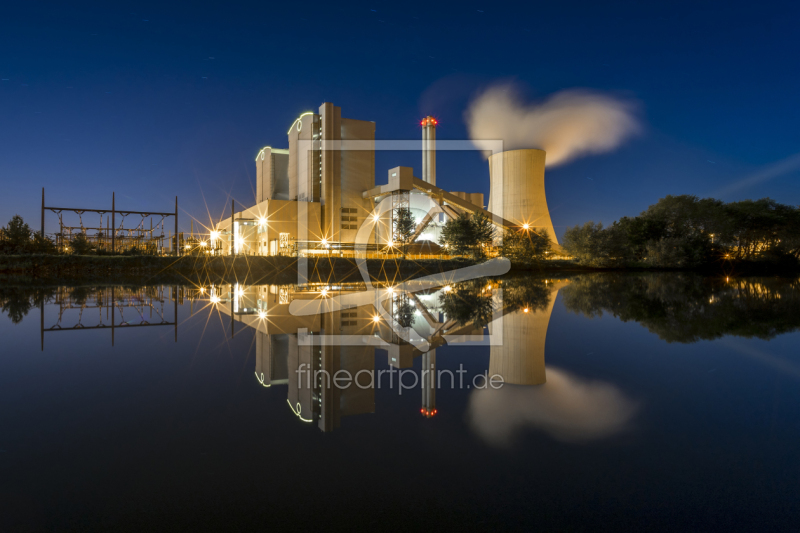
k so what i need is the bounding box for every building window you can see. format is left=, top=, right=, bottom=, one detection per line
left=279, top=287, right=290, bottom=305
left=279, top=233, right=290, bottom=249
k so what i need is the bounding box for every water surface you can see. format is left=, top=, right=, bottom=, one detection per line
left=1, top=274, right=798, bottom=531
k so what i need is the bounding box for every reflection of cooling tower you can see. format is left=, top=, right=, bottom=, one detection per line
left=488, top=281, right=568, bottom=385
left=488, top=149, right=558, bottom=246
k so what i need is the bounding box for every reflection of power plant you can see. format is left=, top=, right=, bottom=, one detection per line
left=488, top=281, right=569, bottom=385
left=212, top=278, right=568, bottom=432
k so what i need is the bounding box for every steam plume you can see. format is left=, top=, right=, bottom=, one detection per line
left=466, top=84, right=641, bottom=166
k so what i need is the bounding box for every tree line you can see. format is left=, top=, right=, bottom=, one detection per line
left=435, top=210, right=553, bottom=265
left=0, top=215, right=58, bottom=254
left=561, top=195, right=800, bottom=268
left=0, top=214, right=146, bottom=255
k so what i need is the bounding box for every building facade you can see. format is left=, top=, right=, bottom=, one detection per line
left=214, top=103, right=557, bottom=256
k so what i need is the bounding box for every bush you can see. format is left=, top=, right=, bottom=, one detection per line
left=439, top=212, right=495, bottom=260
left=0, top=215, right=58, bottom=255
left=500, top=228, right=552, bottom=264
left=70, top=233, right=95, bottom=255
left=0, top=215, right=33, bottom=254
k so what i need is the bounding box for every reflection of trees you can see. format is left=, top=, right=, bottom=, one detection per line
left=395, top=299, right=415, bottom=329
left=70, top=286, right=92, bottom=306
left=0, top=287, right=57, bottom=324
left=439, top=279, right=495, bottom=328
left=439, top=277, right=554, bottom=327
left=561, top=273, right=800, bottom=342
left=499, top=276, right=553, bottom=314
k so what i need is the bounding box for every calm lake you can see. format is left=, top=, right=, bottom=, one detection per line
left=1, top=273, right=798, bottom=531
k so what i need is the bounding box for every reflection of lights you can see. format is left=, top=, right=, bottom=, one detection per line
left=320, top=288, right=328, bottom=297
left=210, top=231, right=220, bottom=241
left=200, top=241, right=207, bottom=247
left=210, top=296, right=220, bottom=304
left=387, top=287, right=394, bottom=294
left=387, top=241, right=394, bottom=247
left=255, top=371, right=270, bottom=387
left=321, top=238, right=329, bottom=247
left=258, top=217, right=267, bottom=227
left=287, top=399, right=313, bottom=423
left=185, top=244, right=191, bottom=249
left=523, top=308, right=529, bottom=313
left=372, top=214, right=380, bottom=222
left=257, top=310, right=267, bottom=319
left=372, top=315, right=381, bottom=323
left=199, top=287, right=205, bottom=293
left=444, top=285, right=452, bottom=292
left=522, top=223, right=530, bottom=230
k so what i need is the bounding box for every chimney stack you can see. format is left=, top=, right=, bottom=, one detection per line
left=421, top=116, right=437, bottom=186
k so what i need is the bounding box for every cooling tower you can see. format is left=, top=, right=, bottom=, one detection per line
left=488, top=149, right=558, bottom=246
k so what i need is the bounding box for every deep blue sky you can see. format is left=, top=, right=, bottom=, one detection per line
left=2, top=1, right=798, bottom=238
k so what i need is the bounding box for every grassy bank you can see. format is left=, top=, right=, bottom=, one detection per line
left=2, top=254, right=793, bottom=286
left=0, top=254, right=479, bottom=285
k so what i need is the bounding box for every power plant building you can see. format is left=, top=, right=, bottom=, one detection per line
left=214, top=104, right=559, bottom=254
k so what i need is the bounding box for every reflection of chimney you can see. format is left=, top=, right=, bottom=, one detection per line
left=421, top=116, right=437, bottom=186
left=421, top=350, right=437, bottom=418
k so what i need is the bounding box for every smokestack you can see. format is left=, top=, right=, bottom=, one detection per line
left=422, top=122, right=428, bottom=184
left=421, top=116, right=437, bottom=185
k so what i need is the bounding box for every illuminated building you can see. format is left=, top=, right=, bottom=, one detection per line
left=214, top=104, right=503, bottom=255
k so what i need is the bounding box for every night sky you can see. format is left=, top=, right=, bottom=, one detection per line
left=2, top=1, right=798, bottom=238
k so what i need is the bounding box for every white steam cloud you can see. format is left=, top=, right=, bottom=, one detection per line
left=467, top=368, right=639, bottom=447
left=466, top=84, right=641, bottom=166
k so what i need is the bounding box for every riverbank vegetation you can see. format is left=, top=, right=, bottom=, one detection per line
left=562, top=195, right=800, bottom=270
left=4, top=192, right=800, bottom=283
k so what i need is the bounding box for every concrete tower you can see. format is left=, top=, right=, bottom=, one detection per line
left=286, top=103, right=375, bottom=244
left=421, top=116, right=437, bottom=186
left=256, top=147, right=290, bottom=203
left=488, top=149, right=558, bottom=246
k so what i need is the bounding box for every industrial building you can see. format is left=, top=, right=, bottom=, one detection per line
left=213, top=103, right=558, bottom=255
